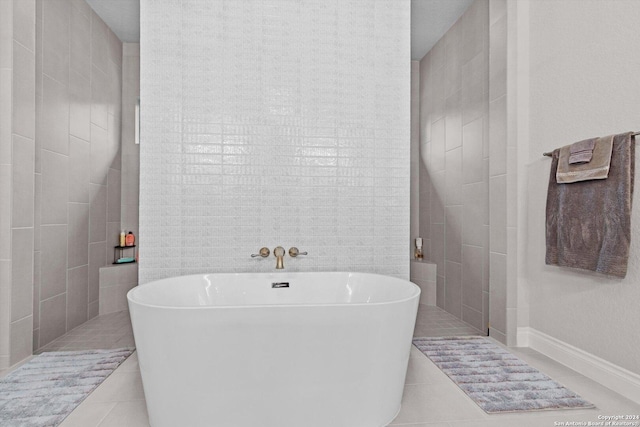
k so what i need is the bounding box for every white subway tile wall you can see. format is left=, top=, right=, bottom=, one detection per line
left=139, top=0, right=411, bottom=283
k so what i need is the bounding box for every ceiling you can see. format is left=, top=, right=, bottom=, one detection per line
left=86, top=0, right=473, bottom=60
left=86, top=0, right=140, bottom=43
left=411, top=0, right=474, bottom=60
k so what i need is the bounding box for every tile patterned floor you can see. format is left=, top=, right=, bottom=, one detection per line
left=3, top=304, right=639, bottom=426
left=37, top=311, right=136, bottom=353
left=413, top=305, right=484, bottom=337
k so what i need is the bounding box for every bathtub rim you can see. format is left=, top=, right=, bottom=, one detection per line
left=127, top=271, right=421, bottom=310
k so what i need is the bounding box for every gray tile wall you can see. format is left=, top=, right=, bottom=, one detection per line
left=0, top=0, right=36, bottom=369
left=409, top=260, right=437, bottom=306
left=99, top=263, right=138, bottom=315
left=410, top=61, right=420, bottom=255
left=139, top=1, right=410, bottom=282
left=120, top=43, right=139, bottom=237
left=417, top=0, right=489, bottom=334
left=32, top=0, right=123, bottom=350
left=488, top=0, right=511, bottom=345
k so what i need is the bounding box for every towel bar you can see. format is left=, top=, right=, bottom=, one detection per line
left=542, top=131, right=640, bottom=157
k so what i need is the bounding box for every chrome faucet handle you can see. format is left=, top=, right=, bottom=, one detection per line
left=251, top=247, right=270, bottom=258
left=288, top=247, right=308, bottom=257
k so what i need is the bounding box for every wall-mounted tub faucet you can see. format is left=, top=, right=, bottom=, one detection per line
left=252, top=246, right=307, bottom=269
left=273, top=246, right=285, bottom=269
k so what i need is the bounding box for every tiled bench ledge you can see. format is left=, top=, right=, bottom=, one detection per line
left=410, top=259, right=436, bottom=306
left=99, top=263, right=139, bottom=315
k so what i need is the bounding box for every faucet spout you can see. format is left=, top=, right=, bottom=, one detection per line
left=273, top=246, right=285, bottom=269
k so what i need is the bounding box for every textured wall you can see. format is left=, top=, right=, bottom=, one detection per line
left=33, top=0, right=122, bottom=350
left=525, top=0, right=640, bottom=374
left=417, top=0, right=490, bottom=333
left=139, top=0, right=410, bottom=283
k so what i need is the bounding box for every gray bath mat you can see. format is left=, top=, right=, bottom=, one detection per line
left=0, top=348, right=133, bottom=426
left=413, top=336, right=594, bottom=413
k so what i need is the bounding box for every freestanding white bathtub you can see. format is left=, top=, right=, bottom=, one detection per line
left=127, top=272, right=420, bottom=427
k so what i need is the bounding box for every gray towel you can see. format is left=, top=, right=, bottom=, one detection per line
left=568, top=138, right=596, bottom=164
left=546, top=132, right=635, bottom=278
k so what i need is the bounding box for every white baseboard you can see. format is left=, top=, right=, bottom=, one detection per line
left=518, top=327, right=640, bottom=405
